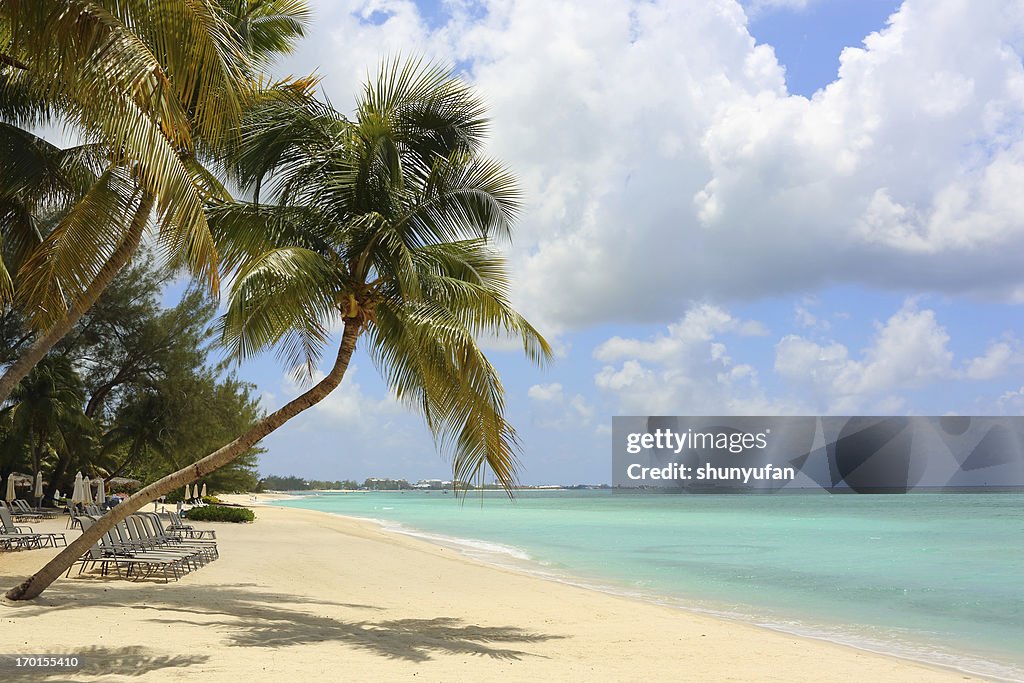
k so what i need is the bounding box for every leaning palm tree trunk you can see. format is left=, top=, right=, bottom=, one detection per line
left=0, top=194, right=154, bottom=406
left=5, top=321, right=359, bottom=601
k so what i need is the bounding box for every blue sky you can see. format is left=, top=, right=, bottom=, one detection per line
left=188, top=0, right=1024, bottom=485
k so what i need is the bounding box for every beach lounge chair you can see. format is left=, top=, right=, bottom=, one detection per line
left=69, top=517, right=186, bottom=583
left=0, top=508, right=49, bottom=549
left=109, top=518, right=207, bottom=571
left=0, top=531, right=44, bottom=550
left=121, top=516, right=213, bottom=566
left=0, top=509, right=65, bottom=548
left=136, top=514, right=218, bottom=560
left=13, top=499, right=58, bottom=519
left=168, top=511, right=216, bottom=539
left=0, top=499, right=42, bottom=522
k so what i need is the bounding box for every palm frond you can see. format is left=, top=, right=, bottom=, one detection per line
left=14, top=166, right=141, bottom=329
left=207, top=200, right=334, bottom=276
left=219, top=247, right=340, bottom=376
left=219, top=0, right=311, bottom=66
left=367, top=298, right=522, bottom=490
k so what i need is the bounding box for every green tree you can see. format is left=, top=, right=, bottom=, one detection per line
left=0, top=0, right=308, bottom=407
left=6, top=58, right=550, bottom=601
left=118, top=370, right=264, bottom=494
left=0, top=355, right=92, bottom=497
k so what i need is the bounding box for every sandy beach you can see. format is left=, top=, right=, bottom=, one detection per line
left=0, top=503, right=989, bottom=682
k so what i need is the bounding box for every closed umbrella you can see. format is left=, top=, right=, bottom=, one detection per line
left=82, top=477, right=93, bottom=506
left=70, top=472, right=84, bottom=515
left=34, top=472, right=43, bottom=505
left=200, top=483, right=207, bottom=499
left=71, top=472, right=84, bottom=506
left=54, top=489, right=62, bottom=502
left=94, top=478, right=105, bottom=506
left=4, top=475, right=14, bottom=503
left=183, top=484, right=191, bottom=502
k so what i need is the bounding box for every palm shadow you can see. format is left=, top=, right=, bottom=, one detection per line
left=0, top=646, right=209, bottom=682
left=3, top=578, right=565, bottom=664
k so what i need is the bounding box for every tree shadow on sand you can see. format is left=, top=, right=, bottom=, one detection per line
left=139, top=600, right=563, bottom=662
left=4, top=580, right=565, bottom=664
left=0, top=646, right=209, bottom=682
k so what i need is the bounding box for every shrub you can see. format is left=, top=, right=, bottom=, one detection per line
left=185, top=505, right=255, bottom=523
left=201, top=495, right=222, bottom=505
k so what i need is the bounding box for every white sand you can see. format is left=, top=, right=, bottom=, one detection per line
left=0, top=504, right=990, bottom=681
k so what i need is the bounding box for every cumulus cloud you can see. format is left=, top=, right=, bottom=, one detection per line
left=594, top=304, right=768, bottom=364
left=775, top=301, right=1024, bottom=411
left=997, top=386, right=1024, bottom=413
left=775, top=301, right=955, bottom=412
left=964, top=339, right=1024, bottom=379
left=280, top=364, right=404, bottom=433
left=593, top=304, right=801, bottom=414
left=527, top=382, right=594, bottom=429
left=276, top=0, right=1024, bottom=336
left=594, top=300, right=1024, bottom=416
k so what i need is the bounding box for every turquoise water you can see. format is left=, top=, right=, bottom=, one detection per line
left=273, top=490, right=1024, bottom=680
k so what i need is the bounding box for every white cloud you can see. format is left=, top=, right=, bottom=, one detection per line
left=593, top=305, right=802, bottom=415
left=997, top=386, right=1024, bottom=412
left=527, top=382, right=564, bottom=402
left=273, top=1, right=1024, bottom=337
left=964, top=339, right=1024, bottom=380
left=775, top=301, right=955, bottom=411
left=527, top=382, right=593, bottom=429
left=280, top=364, right=404, bottom=433
left=594, top=304, right=767, bottom=364
left=775, top=301, right=1024, bottom=411
left=595, top=300, right=1024, bottom=416
left=794, top=302, right=827, bottom=330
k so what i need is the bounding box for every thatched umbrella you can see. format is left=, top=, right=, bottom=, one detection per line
left=108, top=477, right=142, bottom=492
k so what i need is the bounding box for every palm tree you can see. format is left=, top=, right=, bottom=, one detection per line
left=5, top=58, right=550, bottom=601
left=0, top=0, right=308, bottom=406
left=1, top=355, right=92, bottom=500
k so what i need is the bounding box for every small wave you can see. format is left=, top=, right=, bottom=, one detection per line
left=377, top=520, right=533, bottom=562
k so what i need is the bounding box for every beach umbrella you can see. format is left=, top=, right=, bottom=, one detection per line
left=82, top=477, right=93, bottom=506
left=4, top=475, right=14, bottom=503
left=34, top=472, right=43, bottom=502
left=200, top=483, right=207, bottom=498
left=71, top=472, right=84, bottom=505
left=54, top=489, right=61, bottom=501
left=94, top=478, right=105, bottom=504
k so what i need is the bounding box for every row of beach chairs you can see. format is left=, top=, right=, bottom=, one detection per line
left=70, top=513, right=218, bottom=583
left=0, top=499, right=59, bottom=522
left=0, top=507, right=67, bottom=550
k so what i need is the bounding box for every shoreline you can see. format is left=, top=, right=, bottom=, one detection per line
left=254, top=497, right=1020, bottom=683
left=0, top=503, right=999, bottom=681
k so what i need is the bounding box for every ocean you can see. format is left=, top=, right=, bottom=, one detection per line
left=272, top=490, right=1024, bottom=680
